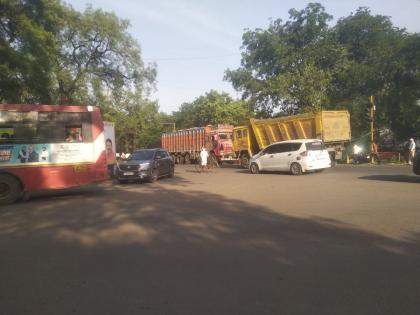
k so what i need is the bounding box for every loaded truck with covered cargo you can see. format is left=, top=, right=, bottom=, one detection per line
left=161, top=124, right=234, bottom=164
left=233, top=110, right=351, bottom=167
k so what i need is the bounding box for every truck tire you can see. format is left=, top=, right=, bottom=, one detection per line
left=240, top=154, right=250, bottom=169
left=0, top=174, right=22, bottom=205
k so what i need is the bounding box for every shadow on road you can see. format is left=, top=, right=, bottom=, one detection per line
left=359, top=174, right=420, bottom=183
left=1, top=181, right=420, bottom=314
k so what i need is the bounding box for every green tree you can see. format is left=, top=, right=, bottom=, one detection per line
left=225, top=3, right=346, bottom=117
left=226, top=3, right=420, bottom=140
left=172, top=90, right=251, bottom=129
left=0, top=0, right=156, bottom=106
left=0, top=0, right=62, bottom=103
left=53, top=5, right=156, bottom=105
left=330, top=7, right=409, bottom=138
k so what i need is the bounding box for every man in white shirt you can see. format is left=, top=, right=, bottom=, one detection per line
left=200, top=147, right=209, bottom=173
left=408, top=138, right=416, bottom=165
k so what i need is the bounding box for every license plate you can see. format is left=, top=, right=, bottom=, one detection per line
left=123, top=172, right=134, bottom=176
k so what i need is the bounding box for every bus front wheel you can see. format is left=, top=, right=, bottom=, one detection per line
left=0, top=174, right=22, bottom=205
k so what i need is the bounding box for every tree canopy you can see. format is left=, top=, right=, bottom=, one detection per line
left=172, top=90, right=251, bottom=129
left=2, top=1, right=419, bottom=145
left=225, top=3, right=420, bottom=139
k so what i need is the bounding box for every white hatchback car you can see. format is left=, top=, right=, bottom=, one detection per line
left=249, top=139, right=331, bottom=175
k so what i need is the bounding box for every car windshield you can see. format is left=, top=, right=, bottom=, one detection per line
left=128, top=150, right=155, bottom=160
left=306, top=141, right=324, bottom=151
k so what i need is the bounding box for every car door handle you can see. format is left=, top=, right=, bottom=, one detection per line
left=288, top=153, right=292, bottom=156
left=270, top=155, right=274, bottom=158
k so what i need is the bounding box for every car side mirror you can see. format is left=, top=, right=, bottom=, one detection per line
left=155, top=156, right=161, bottom=160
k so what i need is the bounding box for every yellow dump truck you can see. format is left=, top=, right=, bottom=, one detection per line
left=233, top=110, right=351, bottom=167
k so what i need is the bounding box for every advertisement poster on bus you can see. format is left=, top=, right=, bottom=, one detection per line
left=103, top=121, right=116, bottom=165
left=0, top=143, right=93, bottom=165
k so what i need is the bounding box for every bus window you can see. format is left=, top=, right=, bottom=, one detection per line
left=13, top=124, right=37, bottom=142
left=0, top=126, right=14, bottom=142
left=219, top=134, right=228, bottom=140
left=37, top=112, right=92, bottom=143
left=243, top=129, right=248, bottom=138
left=65, top=126, right=83, bottom=142
left=236, top=130, right=242, bottom=139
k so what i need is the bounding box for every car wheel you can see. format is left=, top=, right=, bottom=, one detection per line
left=148, top=169, right=159, bottom=182
left=0, top=174, right=22, bottom=205
left=414, top=157, right=420, bottom=175
left=250, top=163, right=259, bottom=174
left=168, top=167, right=175, bottom=178
left=290, top=163, right=302, bottom=176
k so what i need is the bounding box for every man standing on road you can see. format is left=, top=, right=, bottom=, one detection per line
left=408, top=138, right=416, bottom=165
left=200, top=147, right=209, bottom=173
left=371, top=142, right=380, bottom=164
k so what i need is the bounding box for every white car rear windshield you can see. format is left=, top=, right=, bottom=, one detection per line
left=306, top=142, right=324, bottom=151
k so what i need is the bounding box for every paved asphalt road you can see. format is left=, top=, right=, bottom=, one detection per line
left=1, top=164, right=419, bottom=315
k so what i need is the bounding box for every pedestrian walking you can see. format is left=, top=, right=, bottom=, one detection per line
left=408, top=138, right=416, bottom=165
left=200, top=147, right=209, bottom=173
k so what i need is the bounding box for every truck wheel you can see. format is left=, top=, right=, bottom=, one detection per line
left=184, top=154, right=191, bottom=164
left=290, top=163, right=302, bottom=176
left=250, top=163, right=259, bottom=174
left=0, top=174, right=22, bottom=205
left=240, top=155, right=250, bottom=168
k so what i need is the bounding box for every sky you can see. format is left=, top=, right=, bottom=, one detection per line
left=67, top=0, right=420, bottom=113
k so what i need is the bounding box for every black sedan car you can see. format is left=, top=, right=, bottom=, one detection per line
left=115, top=149, right=174, bottom=183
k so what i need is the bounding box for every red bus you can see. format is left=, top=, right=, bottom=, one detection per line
left=0, top=104, right=108, bottom=204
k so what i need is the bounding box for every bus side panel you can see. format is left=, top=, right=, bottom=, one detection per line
left=6, top=166, right=79, bottom=191
left=5, top=156, right=107, bottom=192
